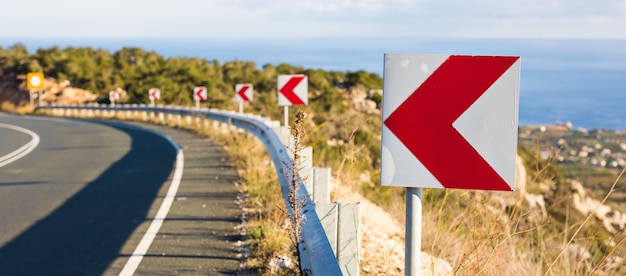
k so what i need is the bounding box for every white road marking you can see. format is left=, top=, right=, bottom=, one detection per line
left=0, top=123, right=41, bottom=168
left=118, top=137, right=184, bottom=276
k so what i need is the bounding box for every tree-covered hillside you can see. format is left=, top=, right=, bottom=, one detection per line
left=1, top=43, right=381, bottom=107
left=0, top=42, right=389, bottom=200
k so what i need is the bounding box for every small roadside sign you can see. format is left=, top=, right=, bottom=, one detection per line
left=193, top=86, right=207, bottom=102
left=27, top=72, right=44, bottom=90
left=109, top=91, right=120, bottom=103
left=149, top=88, right=160, bottom=101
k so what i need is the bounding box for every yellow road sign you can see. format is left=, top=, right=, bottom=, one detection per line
left=27, top=72, right=44, bottom=89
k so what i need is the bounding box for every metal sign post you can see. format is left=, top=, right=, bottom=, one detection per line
left=405, top=187, right=422, bottom=275
left=283, top=106, right=289, bottom=127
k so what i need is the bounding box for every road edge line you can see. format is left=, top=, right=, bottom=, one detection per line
left=117, top=127, right=185, bottom=276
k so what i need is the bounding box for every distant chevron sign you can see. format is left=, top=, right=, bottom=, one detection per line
left=278, top=75, right=307, bottom=106
left=381, top=54, right=520, bottom=191
left=235, top=83, right=253, bottom=102
left=149, top=88, right=160, bottom=101
left=193, top=86, right=207, bottom=102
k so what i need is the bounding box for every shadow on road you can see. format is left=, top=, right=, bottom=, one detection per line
left=0, top=124, right=176, bottom=275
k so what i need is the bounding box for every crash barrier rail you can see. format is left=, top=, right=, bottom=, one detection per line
left=36, top=103, right=345, bottom=275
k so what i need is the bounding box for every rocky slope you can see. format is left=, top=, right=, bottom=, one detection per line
left=0, top=74, right=98, bottom=105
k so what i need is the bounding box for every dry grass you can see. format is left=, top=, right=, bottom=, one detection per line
left=416, top=145, right=626, bottom=275
left=0, top=101, right=35, bottom=114
left=223, top=132, right=298, bottom=275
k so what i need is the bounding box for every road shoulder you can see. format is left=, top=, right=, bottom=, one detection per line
left=102, top=121, right=245, bottom=275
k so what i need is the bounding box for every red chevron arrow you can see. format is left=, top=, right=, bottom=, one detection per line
left=195, top=87, right=206, bottom=101
left=279, top=76, right=306, bottom=105
left=150, top=89, right=159, bottom=100
left=237, top=85, right=251, bottom=102
left=384, top=55, right=518, bottom=191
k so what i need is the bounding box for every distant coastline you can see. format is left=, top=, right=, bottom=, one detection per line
left=2, top=37, right=626, bottom=130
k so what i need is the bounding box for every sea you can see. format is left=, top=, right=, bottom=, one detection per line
left=2, top=37, right=626, bottom=130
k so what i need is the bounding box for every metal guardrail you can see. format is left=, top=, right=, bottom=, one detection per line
left=36, top=104, right=342, bottom=276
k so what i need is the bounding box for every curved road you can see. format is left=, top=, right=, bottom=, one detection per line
left=0, top=114, right=243, bottom=275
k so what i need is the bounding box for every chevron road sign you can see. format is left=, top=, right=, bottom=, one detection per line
left=381, top=54, right=521, bottom=191
left=109, top=91, right=120, bottom=103
left=278, top=75, right=307, bottom=106
left=193, top=86, right=207, bottom=102
left=235, top=83, right=253, bottom=102
left=149, top=88, right=160, bottom=101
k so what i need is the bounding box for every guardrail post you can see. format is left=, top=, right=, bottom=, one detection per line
left=317, top=202, right=339, bottom=255
left=311, top=165, right=361, bottom=276
left=274, top=126, right=292, bottom=146
left=312, top=167, right=331, bottom=204
left=141, top=105, right=148, bottom=121
left=301, top=147, right=313, bottom=196
left=338, top=202, right=361, bottom=276
left=158, top=106, right=165, bottom=123
left=132, top=104, right=139, bottom=118
left=316, top=201, right=362, bottom=276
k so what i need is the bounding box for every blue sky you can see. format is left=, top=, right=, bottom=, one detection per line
left=2, top=0, right=626, bottom=39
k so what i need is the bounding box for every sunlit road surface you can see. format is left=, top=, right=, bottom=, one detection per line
left=0, top=114, right=243, bottom=275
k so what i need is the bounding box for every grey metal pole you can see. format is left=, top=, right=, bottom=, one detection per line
left=283, top=106, right=289, bottom=127
left=405, top=187, right=422, bottom=276
left=239, top=102, right=243, bottom=113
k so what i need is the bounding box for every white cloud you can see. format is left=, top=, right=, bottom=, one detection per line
left=1, top=0, right=625, bottom=39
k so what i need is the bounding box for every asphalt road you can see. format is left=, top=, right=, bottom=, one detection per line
left=0, top=114, right=243, bottom=275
